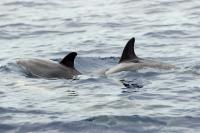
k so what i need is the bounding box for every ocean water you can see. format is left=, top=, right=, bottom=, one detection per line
left=0, top=0, right=200, bottom=132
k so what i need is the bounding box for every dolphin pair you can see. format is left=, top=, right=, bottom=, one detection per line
left=17, top=37, right=175, bottom=79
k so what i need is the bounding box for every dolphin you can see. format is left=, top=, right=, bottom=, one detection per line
left=17, top=52, right=81, bottom=79
left=105, top=37, right=176, bottom=75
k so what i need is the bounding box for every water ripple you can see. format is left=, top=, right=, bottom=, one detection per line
left=1, top=115, right=200, bottom=133
left=4, top=1, right=60, bottom=7
left=0, top=107, right=61, bottom=115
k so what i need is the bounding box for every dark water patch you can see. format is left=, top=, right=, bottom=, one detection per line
left=120, top=79, right=143, bottom=94
left=122, top=81, right=143, bottom=89
left=64, top=90, right=79, bottom=96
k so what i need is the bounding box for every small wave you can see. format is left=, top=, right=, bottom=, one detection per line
left=65, top=22, right=95, bottom=28
left=0, top=107, right=61, bottom=115
left=0, top=23, right=43, bottom=28
left=188, top=63, right=200, bottom=75
left=0, top=62, right=36, bottom=78
left=100, top=22, right=126, bottom=28
left=0, top=31, right=20, bottom=40
left=0, top=124, right=16, bottom=133
left=144, top=30, right=188, bottom=38
left=0, top=29, right=86, bottom=40
left=0, top=14, right=8, bottom=18
left=0, top=65, right=11, bottom=72
left=2, top=115, right=200, bottom=133
left=24, top=30, right=86, bottom=37
left=145, top=8, right=169, bottom=14
left=119, top=0, right=141, bottom=4
left=4, top=1, right=60, bottom=8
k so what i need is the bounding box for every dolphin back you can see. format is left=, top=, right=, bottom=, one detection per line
left=17, top=53, right=81, bottom=79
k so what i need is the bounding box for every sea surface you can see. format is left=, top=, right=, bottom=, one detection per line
left=0, top=0, right=200, bottom=133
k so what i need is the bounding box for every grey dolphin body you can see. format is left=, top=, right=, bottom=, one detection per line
left=105, top=37, right=176, bottom=75
left=17, top=52, right=81, bottom=79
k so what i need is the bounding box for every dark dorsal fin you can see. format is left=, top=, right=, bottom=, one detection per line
left=119, top=37, right=138, bottom=63
left=60, top=52, right=77, bottom=69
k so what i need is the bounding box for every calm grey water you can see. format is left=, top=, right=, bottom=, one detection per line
left=0, top=0, right=200, bottom=133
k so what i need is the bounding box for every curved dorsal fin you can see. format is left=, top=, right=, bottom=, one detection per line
left=119, top=37, right=138, bottom=63
left=60, top=52, right=77, bottom=68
